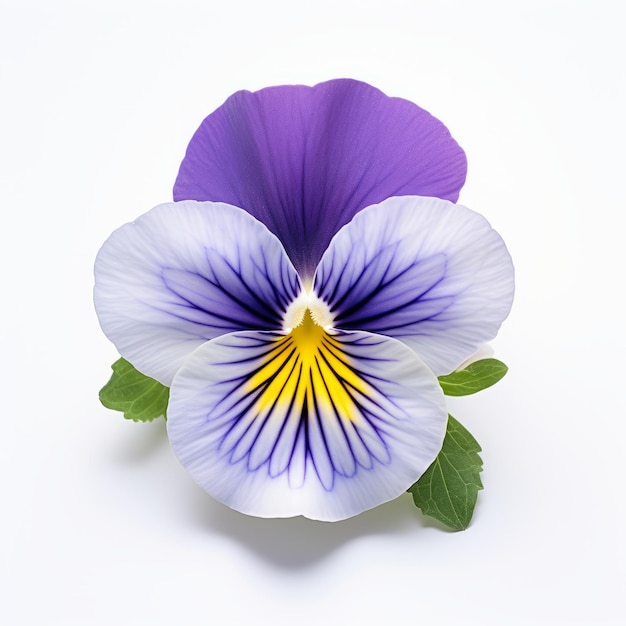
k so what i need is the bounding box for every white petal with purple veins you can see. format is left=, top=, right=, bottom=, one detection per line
left=94, top=201, right=301, bottom=385
left=314, top=196, right=514, bottom=375
left=167, top=322, right=447, bottom=522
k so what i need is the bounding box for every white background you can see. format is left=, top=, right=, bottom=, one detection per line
left=1, top=1, right=624, bottom=624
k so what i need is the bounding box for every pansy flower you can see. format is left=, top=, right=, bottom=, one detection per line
left=95, top=79, right=514, bottom=522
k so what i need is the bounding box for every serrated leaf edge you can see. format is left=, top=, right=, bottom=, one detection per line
left=408, top=416, right=484, bottom=530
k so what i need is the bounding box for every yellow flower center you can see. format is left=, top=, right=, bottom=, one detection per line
left=247, top=305, right=369, bottom=424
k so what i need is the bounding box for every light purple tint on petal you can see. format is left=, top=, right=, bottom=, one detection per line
left=314, top=196, right=515, bottom=376
left=174, top=79, right=467, bottom=278
left=167, top=329, right=447, bottom=521
left=94, top=201, right=301, bottom=385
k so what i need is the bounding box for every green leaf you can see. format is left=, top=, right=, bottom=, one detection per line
left=408, top=415, right=483, bottom=530
left=438, top=358, right=508, bottom=396
left=99, top=358, right=169, bottom=422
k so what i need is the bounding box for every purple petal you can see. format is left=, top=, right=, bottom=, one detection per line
left=174, top=79, right=467, bottom=278
left=313, top=196, right=515, bottom=376
left=94, top=201, right=300, bottom=385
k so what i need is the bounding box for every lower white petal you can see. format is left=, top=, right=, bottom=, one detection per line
left=167, top=323, right=447, bottom=521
